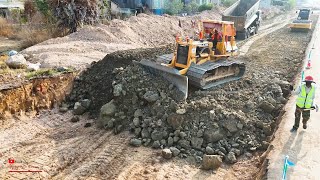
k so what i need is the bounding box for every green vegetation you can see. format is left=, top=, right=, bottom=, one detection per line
left=184, top=0, right=199, bottom=14
left=287, top=0, right=296, bottom=10
left=221, top=0, right=237, bottom=7
left=26, top=69, right=58, bottom=79
left=164, top=0, right=184, bottom=15
left=198, top=3, right=214, bottom=12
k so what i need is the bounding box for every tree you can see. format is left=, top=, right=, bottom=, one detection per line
left=164, top=0, right=184, bottom=15
left=198, top=3, right=214, bottom=12
left=221, top=0, right=237, bottom=7
left=287, top=0, right=296, bottom=10
left=184, top=0, right=199, bottom=14
left=48, top=0, right=100, bottom=34
left=24, top=0, right=37, bottom=21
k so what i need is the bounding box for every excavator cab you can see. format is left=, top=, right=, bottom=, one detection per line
left=137, top=20, right=245, bottom=100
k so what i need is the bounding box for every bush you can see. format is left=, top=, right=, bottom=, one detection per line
left=184, top=0, right=199, bottom=14
left=164, top=0, right=184, bottom=15
left=0, top=18, right=14, bottom=37
left=24, top=0, right=37, bottom=21
left=287, top=0, right=296, bottom=10
left=17, top=27, right=52, bottom=49
left=198, top=3, right=214, bottom=12
left=221, top=0, right=237, bottom=7
left=48, top=0, right=99, bottom=33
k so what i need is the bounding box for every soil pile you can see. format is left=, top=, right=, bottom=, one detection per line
left=68, top=15, right=315, bottom=164
left=21, top=10, right=222, bottom=70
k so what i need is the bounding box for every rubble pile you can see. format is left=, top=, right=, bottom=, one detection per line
left=96, top=57, right=292, bottom=163
left=69, top=16, right=315, bottom=164
left=68, top=45, right=174, bottom=115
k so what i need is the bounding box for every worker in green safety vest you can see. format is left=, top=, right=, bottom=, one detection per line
left=290, top=76, right=316, bottom=132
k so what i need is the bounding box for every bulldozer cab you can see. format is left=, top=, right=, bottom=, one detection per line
left=137, top=20, right=244, bottom=100
left=297, top=9, right=311, bottom=20
left=169, top=20, right=238, bottom=75
left=201, top=20, right=237, bottom=56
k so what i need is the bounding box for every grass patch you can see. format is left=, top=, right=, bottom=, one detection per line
left=25, top=68, right=74, bottom=79
left=17, top=28, right=53, bottom=49
left=0, top=18, right=14, bottom=37
left=25, top=69, right=58, bottom=79
left=0, top=55, right=9, bottom=70
left=0, top=61, right=8, bottom=70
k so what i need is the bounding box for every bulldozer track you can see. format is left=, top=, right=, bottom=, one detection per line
left=0, top=111, right=131, bottom=180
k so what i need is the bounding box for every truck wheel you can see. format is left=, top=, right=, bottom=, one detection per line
left=245, top=30, right=250, bottom=39
left=255, top=26, right=259, bottom=34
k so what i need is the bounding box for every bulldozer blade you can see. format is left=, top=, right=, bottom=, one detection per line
left=134, top=60, right=188, bottom=101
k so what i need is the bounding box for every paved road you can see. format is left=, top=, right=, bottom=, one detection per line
left=267, top=15, right=320, bottom=179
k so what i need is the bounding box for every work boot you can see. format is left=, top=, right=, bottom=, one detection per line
left=290, top=127, right=297, bottom=132
left=303, top=123, right=307, bottom=129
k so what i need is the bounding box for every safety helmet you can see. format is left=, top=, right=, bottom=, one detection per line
left=305, top=75, right=314, bottom=82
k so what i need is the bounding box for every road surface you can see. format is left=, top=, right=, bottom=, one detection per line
left=267, top=13, right=320, bottom=180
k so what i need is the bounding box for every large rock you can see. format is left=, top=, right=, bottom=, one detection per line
left=222, top=120, right=238, bottom=133
left=191, top=137, right=203, bottom=149
left=98, top=100, right=116, bottom=128
left=161, top=149, right=172, bottom=159
left=204, top=130, right=224, bottom=143
left=176, top=108, right=186, bottom=115
left=205, top=146, right=215, bottom=155
left=167, top=137, right=174, bottom=147
left=209, top=110, right=216, bottom=120
left=151, top=130, right=163, bottom=141
left=129, top=138, right=142, bottom=147
left=259, top=101, right=275, bottom=113
left=73, top=102, right=86, bottom=115
left=80, top=99, right=91, bottom=109
left=169, top=147, right=181, bottom=156
left=141, top=128, right=150, bottom=138
left=202, top=155, right=222, bottom=170
left=226, top=152, right=237, bottom=164
left=133, top=118, right=140, bottom=127
left=113, top=84, right=123, bottom=97
left=134, top=109, right=143, bottom=118
left=178, top=139, right=191, bottom=149
left=263, top=124, right=273, bottom=136
left=100, top=100, right=116, bottom=116
left=143, top=91, right=159, bottom=103
left=152, top=141, right=161, bottom=148
left=6, top=54, right=27, bottom=68
left=167, top=113, right=184, bottom=129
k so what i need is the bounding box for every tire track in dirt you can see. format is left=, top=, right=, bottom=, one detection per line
left=238, top=12, right=295, bottom=55
left=0, top=110, right=133, bottom=179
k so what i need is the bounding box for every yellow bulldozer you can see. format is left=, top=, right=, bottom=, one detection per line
left=137, top=20, right=245, bottom=100
left=290, top=8, right=312, bottom=31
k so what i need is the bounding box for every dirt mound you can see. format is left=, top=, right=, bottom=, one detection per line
left=63, top=12, right=315, bottom=169
left=68, top=45, right=174, bottom=115
left=21, top=10, right=222, bottom=70
left=68, top=15, right=314, bottom=164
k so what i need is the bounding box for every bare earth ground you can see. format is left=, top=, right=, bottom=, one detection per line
left=0, top=110, right=261, bottom=180
left=20, top=11, right=221, bottom=70
left=0, top=13, right=312, bottom=179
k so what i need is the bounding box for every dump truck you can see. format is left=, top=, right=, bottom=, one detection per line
left=289, top=8, right=312, bottom=31
left=222, top=0, right=261, bottom=40
left=136, top=20, right=245, bottom=100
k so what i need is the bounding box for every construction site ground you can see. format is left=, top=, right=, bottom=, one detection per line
left=0, top=10, right=317, bottom=180
left=267, top=11, right=320, bottom=179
